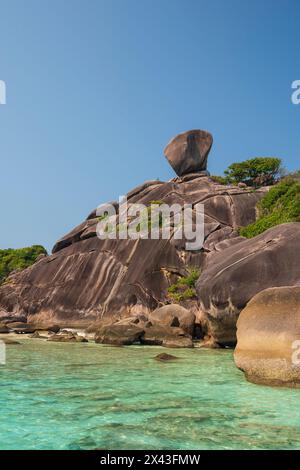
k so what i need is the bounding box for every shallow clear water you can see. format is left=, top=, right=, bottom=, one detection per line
left=0, top=338, right=300, bottom=450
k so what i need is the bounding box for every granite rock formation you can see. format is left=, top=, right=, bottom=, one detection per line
left=1, top=128, right=299, bottom=360
left=148, top=304, right=195, bottom=335
left=95, top=324, right=145, bottom=346
left=0, top=174, right=263, bottom=329
left=234, top=286, right=300, bottom=388
left=164, top=129, right=213, bottom=176
left=196, top=223, right=300, bottom=346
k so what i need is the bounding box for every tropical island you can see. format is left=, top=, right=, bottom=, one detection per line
left=0, top=129, right=299, bottom=396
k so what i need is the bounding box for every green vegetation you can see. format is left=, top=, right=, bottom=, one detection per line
left=115, top=200, right=165, bottom=234
left=97, top=213, right=109, bottom=222
left=224, top=157, right=282, bottom=187
left=149, top=200, right=164, bottom=205
left=210, top=175, right=229, bottom=185
left=211, top=157, right=283, bottom=188
left=167, top=268, right=200, bottom=302
left=0, top=245, right=47, bottom=284
left=239, top=177, right=300, bottom=238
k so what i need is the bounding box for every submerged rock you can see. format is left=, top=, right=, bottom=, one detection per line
left=154, top=353, right=179, bottom=362
left=0, top=338, right=21, bottom=345
left=234, top=286, right=300, bottom=388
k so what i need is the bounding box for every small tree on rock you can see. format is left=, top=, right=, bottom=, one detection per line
left=224, top=157, right=282, bottom=187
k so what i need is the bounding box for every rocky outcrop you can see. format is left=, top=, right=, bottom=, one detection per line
left=1, top=128, right=299, bottom=357
left=6, top=322, right=36, bottom=334
left=141, top=324, right=193, bottom=348
left=196, top=223, right=300, bottom=346
left=95, top=324, right=144, bottom=346
left=29, top=331, right=50, bottom=339
left=47, top=331, right=88, bottom=343
left=0, top=323, right=9, bottom=334
left=0, top=314, right=27, bottom=324
left=0, top=174, right=263, bottom=328
left=93, top=306, right=195, bottom=347
left=164, top=130, right=213, bottom=176
left=234, top=286, right=300, bottom=388
left=148, top=304, right=195, bottom=335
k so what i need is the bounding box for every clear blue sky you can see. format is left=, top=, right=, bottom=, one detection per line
left=0, top=0, right=299, bottom=252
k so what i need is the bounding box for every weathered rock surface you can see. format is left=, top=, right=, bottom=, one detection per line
left=95, top=324, right=144, bottom=346
left=234, top=286, right=300, bottom=388
left=162, top=337, right=193, bottom=348
left=0, top=323, right=10, bottom=334
left=2, top=129, right=298, bottom=354
left=0, top=314, right=27, bottom=324
left=141, top=324, right=193, bottom=348
left=154, top=353, right=179, bottom=362
left=148, top=304, right=195, bottom=335
left=196, top=223, right=300, bottom=346
left=164, top=130, right=213, bottom=176
left=47, top=332, right=88, bottom=343
left=6, top=322, right=36, bottom=334
left=0, top=174, right=263, bottom=328
left=31, top=324, right=60, bottom=333
left=29, top=331, right=47, bottom=339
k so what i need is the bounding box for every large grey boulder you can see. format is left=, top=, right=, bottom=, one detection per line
left=95, top=324, right=145, bottom=346
left=196, top=223, right=300, bottom=346
left=164, top=129, right=213, bottom=176
left=141, top=324, right=193, bottom=348
left=149, top=304, right=195, bottom=335
left=234, top=286, right=300, bottom=388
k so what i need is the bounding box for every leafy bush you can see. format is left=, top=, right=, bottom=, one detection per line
left=149, top=200, right=165, bottom=205
left=239, top=177, right=300, bottom=238
left=210, top=175, right=229, bottom=185
left=224, top=157, right=282, bottom=187
left=0, top=245, right=47, bottom=284
left=167, top=268, right=200, bottom=302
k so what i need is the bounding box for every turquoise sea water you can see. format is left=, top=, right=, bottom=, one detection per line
left=0, top=338, right=300, bottom=450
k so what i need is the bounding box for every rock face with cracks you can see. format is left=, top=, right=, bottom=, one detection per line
left=1, top=127, right=299, bottom=365
left=0, top=174, right=263, bottom=329
left=196, top=223, right=300, bottom=346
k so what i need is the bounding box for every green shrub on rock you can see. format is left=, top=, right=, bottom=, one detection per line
left=167, top=268, right=200, bottom=302
left=210, top=175, right=229, bottom=185
left=239, top=177, right=300, bottom=238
